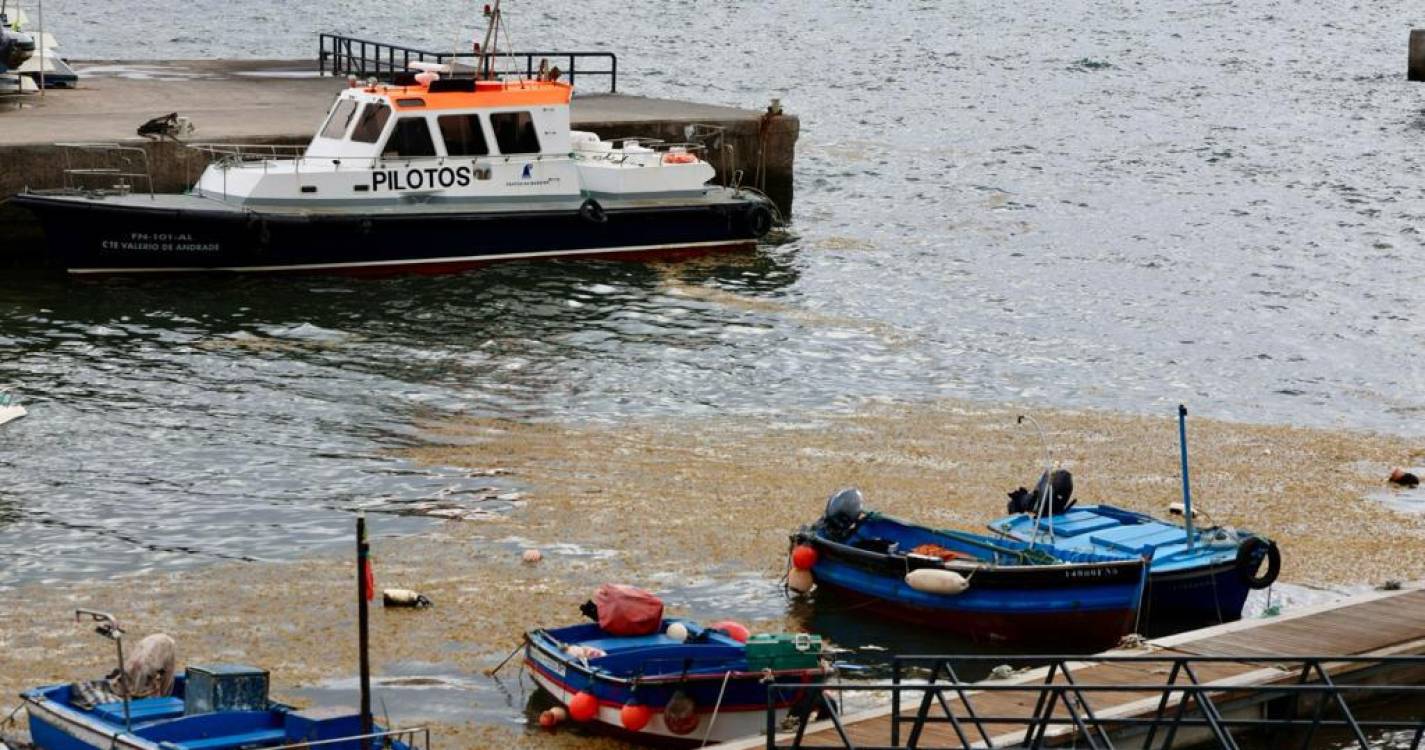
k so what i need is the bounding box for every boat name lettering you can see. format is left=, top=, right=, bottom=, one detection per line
left=101, top=232, right=220, bottom=253
left=372, top=166, right=473, bottom=192
left=1064, top=568, right=1109, bottom=578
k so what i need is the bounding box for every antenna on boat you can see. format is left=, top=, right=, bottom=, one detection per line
left=478, top=0, right=502, bottom=80
left=1016, top=414, right=1055, bottom=548
left=1177, top=405, right=1195, bottom=549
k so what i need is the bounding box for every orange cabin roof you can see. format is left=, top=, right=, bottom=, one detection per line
left=376, top=79, right=572, bottom=111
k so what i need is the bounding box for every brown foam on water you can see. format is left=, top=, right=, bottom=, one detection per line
left=2, top=400, right=1420, bottom=746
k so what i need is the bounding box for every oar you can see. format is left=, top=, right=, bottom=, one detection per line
left=484, top=637, right=528, bottom=677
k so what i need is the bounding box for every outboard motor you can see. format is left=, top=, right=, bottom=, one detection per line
left=1006, top=470, right=1075, bottom=515
left=821, top=487, right=865, bottom=540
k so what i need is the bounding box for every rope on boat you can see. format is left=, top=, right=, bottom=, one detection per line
left=699, top=670, right=734, bottom=747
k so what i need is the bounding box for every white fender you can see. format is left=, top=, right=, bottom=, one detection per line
left=905, top=568, right=969, bottom=595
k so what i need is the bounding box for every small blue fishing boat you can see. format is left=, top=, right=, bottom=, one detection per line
left=21, top=519, right=424, bottom=750
left=524, top=617, right=828, bottom=747
left=987, top=505, right=1279, bottom=624
left=22, top=663, right=425, bottom=750
left=788, top=489, right=1148, bottom=647
left=988, top=407, right=1281, bottom=625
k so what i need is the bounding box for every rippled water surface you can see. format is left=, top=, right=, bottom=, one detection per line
left=6, top=1, right=1425, bottom=586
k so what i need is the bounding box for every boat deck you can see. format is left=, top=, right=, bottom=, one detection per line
left=710, top=584, right=1425, bottom=749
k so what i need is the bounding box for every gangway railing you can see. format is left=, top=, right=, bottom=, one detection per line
left=318, top=33, right=617, bottom=93
left=764, top=654, right=1425, bottom=750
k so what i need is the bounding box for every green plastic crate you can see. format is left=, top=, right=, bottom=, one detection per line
left=745, top=633, right=823, bottom=671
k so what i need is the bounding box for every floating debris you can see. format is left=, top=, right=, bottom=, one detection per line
left=521, top=549, right=543, bottom=564
left=0, top=387, right=26, bottom=426
left=1389, top=468, right=1420, bottom=487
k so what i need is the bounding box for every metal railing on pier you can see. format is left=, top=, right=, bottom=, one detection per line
left=318, top=33, right=617, bottom=93
left=764, top=654, right=1425, bottom=750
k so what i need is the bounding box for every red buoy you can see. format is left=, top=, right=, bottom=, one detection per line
left=620, top=702, right=652, bottom=732
left=791, top=544, right=819, bottom=571
left=568, top=691, right=599, bottom=722
left=711, top=620, right=750, bottom=643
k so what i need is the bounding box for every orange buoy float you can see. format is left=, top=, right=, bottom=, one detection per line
left=620, top=702, right=652, bottom=731
left=661, top=152, right=698, bottom=164
left=711, top=620, right=750, bottom=643
left=538, top=709, right=562, bottom=728
left=790, top=544, right=818, bottom=570
left=568, top=691, right=599, bottom=722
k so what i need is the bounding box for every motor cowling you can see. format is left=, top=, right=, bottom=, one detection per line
left=821, top=487, right=864, bottom=540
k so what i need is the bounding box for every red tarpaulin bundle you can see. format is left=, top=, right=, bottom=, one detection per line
left=593, top=584, right=664, bottom=636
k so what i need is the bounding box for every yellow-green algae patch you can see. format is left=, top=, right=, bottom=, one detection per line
left=1, top=400, right=1420, bottom=748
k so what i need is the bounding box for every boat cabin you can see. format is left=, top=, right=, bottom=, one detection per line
left=192, top=70, right=715, bottom=208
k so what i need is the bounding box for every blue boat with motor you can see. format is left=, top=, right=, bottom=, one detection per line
left=787, top=489, right=1149, bottom=647
left=523, top=586, right=829, bottom=747
left=987, top=407, right=1281, bottom=626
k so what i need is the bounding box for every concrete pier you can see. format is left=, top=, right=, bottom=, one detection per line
left=0, top=60, right=798, bottom=243
left=714, top=584, right=1425, bottom=749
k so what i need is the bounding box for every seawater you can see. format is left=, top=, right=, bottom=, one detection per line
left=4, top=1, right=1425, bottom=587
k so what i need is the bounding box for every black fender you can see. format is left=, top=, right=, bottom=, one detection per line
left=745, top=203, right=774, bottom=238
left=578, top=198, right=607, bottom=224
left=1236, top=536, right=1281, bottom=589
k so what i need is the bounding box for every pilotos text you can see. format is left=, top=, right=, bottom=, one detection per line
left=372, top=166, right=473, bottom=191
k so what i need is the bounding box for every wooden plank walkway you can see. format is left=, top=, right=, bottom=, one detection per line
left=713, top=584, right=1425, bottom=750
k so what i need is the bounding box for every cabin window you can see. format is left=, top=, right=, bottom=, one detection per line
left=396, top=98, right=426, bottom=107
left=350, top=103, right=392, bottom=143
left=490, top=111, right=541, bottom=154
left=383, top=117, right=438, bottom=158
left=319, top=100, right=358, bottom=139
left=437, top=114, right=489, bottom=156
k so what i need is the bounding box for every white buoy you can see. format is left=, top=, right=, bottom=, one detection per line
left=521, top=549, right=542, bottom=564
left=905, top=568, right=969, bottom=595
left=666, top=622, right=689, bottom=642
left=788, top=567, right=814, bottom=593
left=382, top=588, right=433, bottom=607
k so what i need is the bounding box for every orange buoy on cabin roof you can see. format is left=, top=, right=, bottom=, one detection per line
left=386, top=79, right=571, bottom=110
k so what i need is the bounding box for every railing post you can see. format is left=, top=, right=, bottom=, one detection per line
left=611, top=53, right=617, bottom=92
left=891, top=658, right=901, bottom=748
left=766, top=682, right=777, bottom=750
left=569, top=55, right=576, bottom=89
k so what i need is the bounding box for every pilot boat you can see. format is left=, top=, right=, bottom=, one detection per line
left=10, top=58, right=777, bottom=275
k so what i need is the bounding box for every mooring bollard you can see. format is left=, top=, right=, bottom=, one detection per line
left=1411, top=29, right=1425, bottom=81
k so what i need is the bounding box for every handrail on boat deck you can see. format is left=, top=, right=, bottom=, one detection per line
left=54, top=143, right=154, bottom=197
left=763, top=654, right=1425, bottom=750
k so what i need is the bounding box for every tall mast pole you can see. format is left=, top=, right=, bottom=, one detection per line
left=357, top=513, right=373, bottom=750
left=1177, top=405, right=1195, bottom=549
